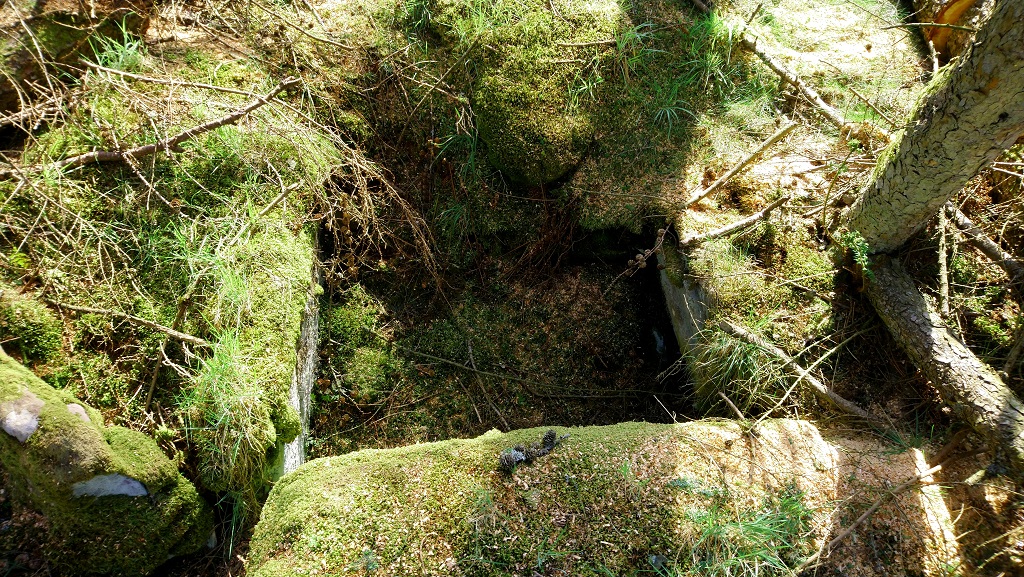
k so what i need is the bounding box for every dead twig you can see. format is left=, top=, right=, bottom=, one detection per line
left=847, top=85, right=898, bottom=129
left=881, top=22, right=976, bottom=32
left=719, top=320, right=884, bottom=424
left=684, top=121, right=797, bottom=207
left=680, top=195, right=790, bottom=248
left=10, top=77, right=297, bottom=176
left=718, top=391, right=745, bottom=420
left=46, top=301, right=211, bottom=347
left=797, top=462, right=945, bottom=573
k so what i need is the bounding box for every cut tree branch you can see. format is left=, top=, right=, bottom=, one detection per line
left=719, top=320, right=884, bottom=424
left=680, top=195, right=790, bottom=248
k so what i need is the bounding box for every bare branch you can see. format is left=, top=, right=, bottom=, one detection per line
left=684, top=121, right=797, bottom=207
left=47, top=301, right=211, bottom=347
left=680, top=195, right=790, bottom=248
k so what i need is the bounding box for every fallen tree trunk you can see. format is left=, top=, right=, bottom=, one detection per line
left=864, top=256, right=1024, bottom=475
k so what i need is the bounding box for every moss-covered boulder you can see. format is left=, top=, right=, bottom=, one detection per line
left=181, top=221, right=313, bottom=496
left=0, top=349, right=212, bottom=576
left=249, top=420, right=958, bottom=577
left=0, top=0, right=153, bottom=114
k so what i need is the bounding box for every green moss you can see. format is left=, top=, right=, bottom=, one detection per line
left=249, top=420, right=827, bottom=577
left=0, top=286, right=63, bottom=363
left=0, top=351, right=212, bottom=576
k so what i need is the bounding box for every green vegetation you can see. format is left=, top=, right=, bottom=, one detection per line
left=0, top=286, right=63, bottom=363
left=0, top=351, right=212, bottom=576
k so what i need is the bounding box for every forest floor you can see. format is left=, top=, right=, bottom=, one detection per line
left=2, top=0, right=1024, bottom=575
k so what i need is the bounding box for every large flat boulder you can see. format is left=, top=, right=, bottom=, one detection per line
left=250, top=420, right=960, bottom=576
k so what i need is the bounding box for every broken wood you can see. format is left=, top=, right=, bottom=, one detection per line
left=863, top=256, right=1024, bottom=477
left=718, top=320, right=884, bottom=424
left=679, top=195, right=789, bottom=248
left=684, top=121, right=797, bottom=207
left=47, top=301, right=211, bottom=347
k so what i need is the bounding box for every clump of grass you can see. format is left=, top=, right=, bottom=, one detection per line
left=178, top=332, right=278, bottom=497
left=687, top=327, right=789, bottom=416
left=668, top=486, right=814, bottom=576
left=88, top=20, right=147, bottom=72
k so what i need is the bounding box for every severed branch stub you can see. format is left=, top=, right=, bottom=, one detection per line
left=7, top=77, right=298, bottom=177
left=719, top=320, right=884, bottom=424
left=680, top=195, right=790, bottom=249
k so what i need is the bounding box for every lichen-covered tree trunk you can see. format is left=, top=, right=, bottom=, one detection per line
left=847, top=0, right=1024, bottom=476
left=846, top=0, right=1024, bottom=254
left=865, top=257, right=1024, bottom=473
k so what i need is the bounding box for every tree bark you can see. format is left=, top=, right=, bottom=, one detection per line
left=865, top=257, right=1024, bottom=475
left=846, top=0, right=1024, bottom=254
left=845, top=0, right=1024, bottom=477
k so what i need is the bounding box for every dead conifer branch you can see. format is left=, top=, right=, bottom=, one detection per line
left=946, top=203, right=1024, bottom=286
left=680, top=195, right=790, bottom=248
left=684, top=121, right=797, bottom=207
left=719, top=320, right=884, bottom=424
left=46, top=301, right=211, bottom=347
left=58, top=77, right=297, bottom=170
left=738, top=32, right=848, bottom=130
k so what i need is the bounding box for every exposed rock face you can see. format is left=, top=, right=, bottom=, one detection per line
left=249, top=420, right=960, bottom=577
left=0, top=349, right=212, bottom=576
left=1, top=0, right=154, bottom=115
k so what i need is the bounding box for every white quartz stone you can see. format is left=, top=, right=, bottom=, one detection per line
left=72, top=474, right=148, bottom=498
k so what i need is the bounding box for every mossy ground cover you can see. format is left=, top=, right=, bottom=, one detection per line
left=0, top=15, right=352, bottom=549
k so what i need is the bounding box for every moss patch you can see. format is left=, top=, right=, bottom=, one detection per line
left=0, top=350, right=212, bottom=576
left=0, top=285, right=63, bottom=364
